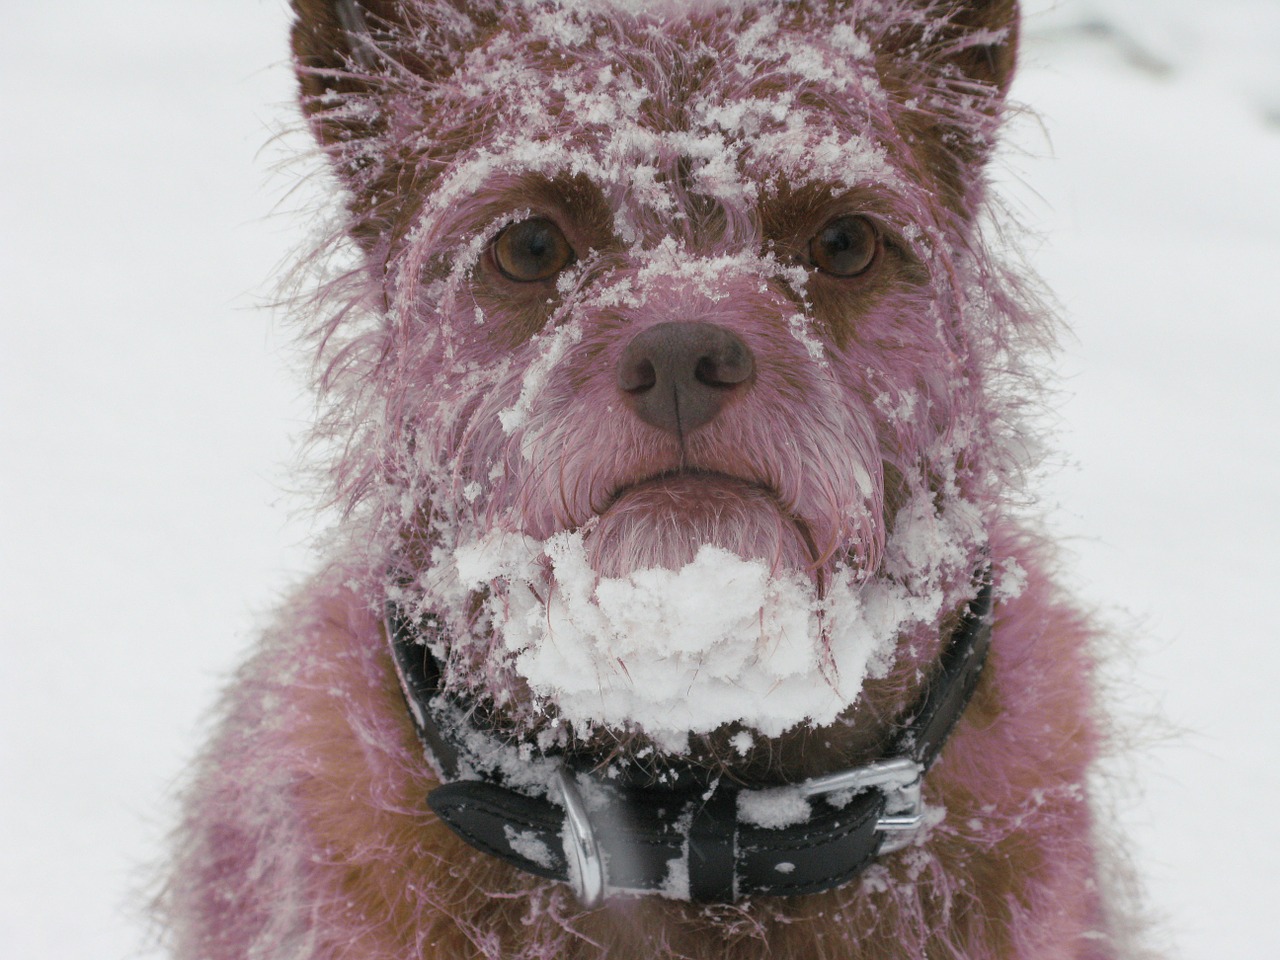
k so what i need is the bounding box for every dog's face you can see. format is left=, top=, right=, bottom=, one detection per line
left=293, top=0, right=1029, bottom=771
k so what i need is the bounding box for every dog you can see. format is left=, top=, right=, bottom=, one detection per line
left=160, top=1, right=1120, bottom=957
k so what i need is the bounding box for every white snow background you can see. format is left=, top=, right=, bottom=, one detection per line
left=1, top=0, right=1277, bottom=956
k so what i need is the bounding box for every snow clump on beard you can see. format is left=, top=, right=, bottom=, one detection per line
left=440, top=483, right=984, bottom=753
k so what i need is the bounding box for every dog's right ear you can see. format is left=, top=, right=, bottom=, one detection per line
left=290, top=1, right=496, bottom=240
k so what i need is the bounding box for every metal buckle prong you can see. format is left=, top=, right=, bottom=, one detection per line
left=798, top=757, right=925, bottom=853
left=555, top=767, right=606, bottom=907
left=797, top=756, right=921, bottom=797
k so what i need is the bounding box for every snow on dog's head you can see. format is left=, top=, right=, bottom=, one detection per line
left=291, top=0, right=1038, bottom=759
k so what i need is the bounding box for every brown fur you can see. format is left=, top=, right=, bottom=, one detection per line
left=160, top=2, right=1124, bottom=957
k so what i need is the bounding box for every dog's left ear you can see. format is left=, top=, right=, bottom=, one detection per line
left=938, top=0, right=1019, bottom=97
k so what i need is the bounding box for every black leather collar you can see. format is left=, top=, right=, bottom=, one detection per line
left=385, top=574, right=993, bottom=905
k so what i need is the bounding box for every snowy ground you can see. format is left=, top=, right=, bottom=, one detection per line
left=1, top=1, right=1276, bottom=957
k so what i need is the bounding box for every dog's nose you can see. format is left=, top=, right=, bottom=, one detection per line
left=616, top=321, right=754, bottom=435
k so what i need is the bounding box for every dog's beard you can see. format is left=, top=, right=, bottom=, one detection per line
left=415, top=465, right=984, bottom=755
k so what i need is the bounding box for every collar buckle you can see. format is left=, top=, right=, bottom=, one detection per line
left=555, top=767, right=606, bottom=907
left=798, top=756, right=925, bottom=853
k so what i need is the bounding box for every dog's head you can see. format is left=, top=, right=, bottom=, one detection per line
left=290, top=0, right=1036, bottom=772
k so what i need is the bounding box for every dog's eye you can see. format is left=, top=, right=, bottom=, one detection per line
left=809, top=216, right=878, bottom=277
left=492, top=218, right=575, bottom=282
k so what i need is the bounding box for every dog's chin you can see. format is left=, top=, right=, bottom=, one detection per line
left=582, top=472, right=816, bottom=581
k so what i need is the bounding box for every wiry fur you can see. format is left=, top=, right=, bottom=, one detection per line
left=160, top=1, right=1125, bottom=957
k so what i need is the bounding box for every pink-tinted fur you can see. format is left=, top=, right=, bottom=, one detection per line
left=158, top=1, right=1127, bottom=957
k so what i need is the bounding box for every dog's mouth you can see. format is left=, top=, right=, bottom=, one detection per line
left=583, top=469, right=821, bottom=582
left=602, top=469, right=787, bottom=514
